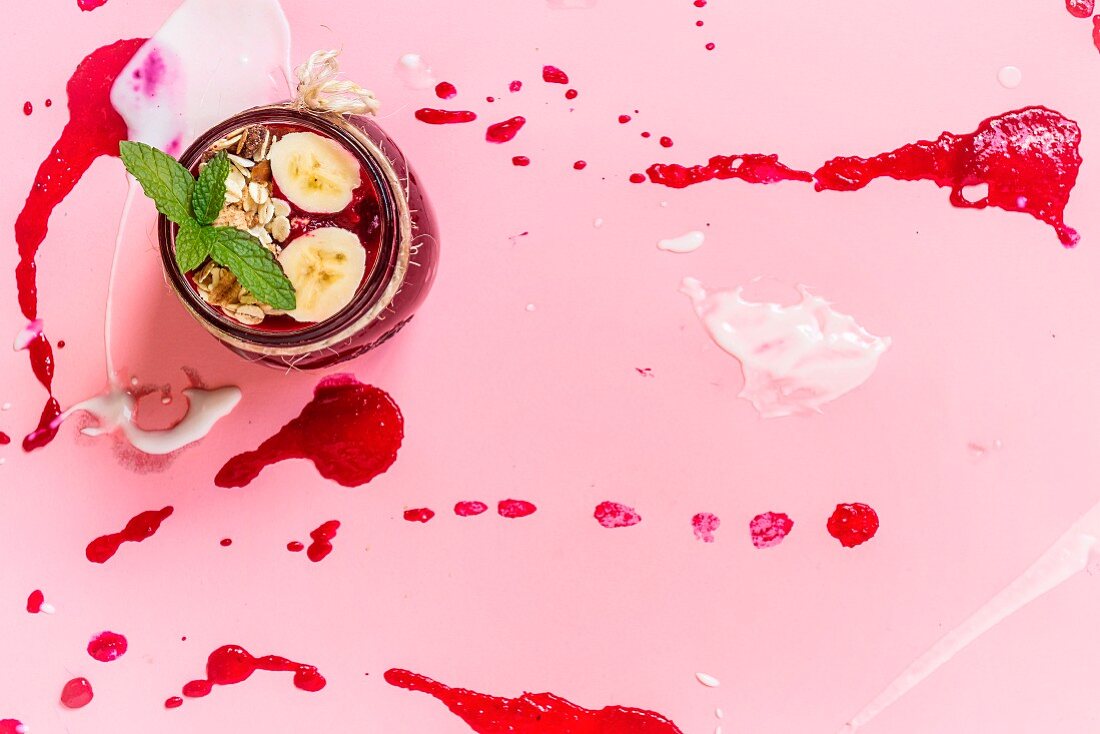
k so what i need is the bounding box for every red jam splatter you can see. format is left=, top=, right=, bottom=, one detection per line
left=646, top=154, right=813, bottom=188
left=287, top=541, right=304, bottom=552
left=573, top=160, right=587, bottom=170
left=705, top=42, right=716, bottom=50
left=403, top=508, right=435, bottom=523
left=510, top=80, right=523, bottom=92
left=814, top=107, right=1082, bottom=246
left=696, top=20, right=704, bottom=26
left=88, top=631, right=128, bottom=662
left=86, top=506, right=173, bottom=563
left=1067, top=0, right=1095, bottom=17
left=45, top=99, right=52, bottom=108
left=455, top=501, right=488, bottom=517
left=659, top=136, right=674, bottom=148
left=565, top=89, right=578, bottom=100
left=629, top=173, right=647, bottom=183
left=619, top=114, right=632, bottom=123
left=23, top=102, right=32, bottom=116
left=827, top=503, right=879, bottom=548
left=415, top=108, right=477, bottom=124
left=61, top=677, right=94, bottom=709
left=306, top=520, right=340, bottom=562
left=0, top=722, right=23, bottom=734
left=486, top=116, right=527, bottom=143
left=14, top=38, right=146, bottom=452
left=542, top=65, right=570, bottom=84
left=594, top=501, right=643, bottom=528
left=513, top=156, right=531, bottom=166
left=641, top=131, right=651, bottom=138
left=749, top=512, right=793, bottom=548
left=1093, top=16, right=1100, bottom=53
left=164, top=697, right=183, bottom=709
left=694, top=0, right=707, bottom=6
left=0, top=432, right=9, bottom=445
left=435, top=81, right=458, bottom=99
left=385, top=669, right=684, bottom=733
left=26, top=590, right=44, bottom=613
left=174, top=645, right=326, bottom=704
left=498, top=499, right=537, bottom=518
left=219, top=538, right=232, bottom=547
left=691, top=512, right=720, bottom=543
left=215, top=375, right=404, bottom=488
left=78, top=0, right=110, bottom=9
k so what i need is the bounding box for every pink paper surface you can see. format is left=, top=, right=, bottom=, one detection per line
left=3, top=1, right=1100, bottom=732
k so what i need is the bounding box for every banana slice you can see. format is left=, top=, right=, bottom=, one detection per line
left=268, top=132, right=362, bottom=214
left=277, top=227, right=367, bottom=323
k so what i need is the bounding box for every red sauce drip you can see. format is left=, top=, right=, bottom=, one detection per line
left=384, top=669, right=684, bottom=733
left=287, top=541, right=304, bottom=552
left=455, top=501, right=488, bottom=517
left=705, top=42, right=716, bottom=50
left=749, top=511, right=794, bottom=548
left=435, top=81, right=458, bottom=99
left=26, top=590, right=44, bottom=613
left=219, top=538, right=232, bottom=547
left=542, top=65, right=569, bottom=84
left=0, top=433, right=9, bottom=445
left=78, top=0, right=110, bottom=9
left=0, top=722, right=23, bottom=734
left=403, top=508, right=435, bottom=523
left=594, top=501, right=642, bottom=528
left=498, top=499, right=537, bottom=518
left=306, top=520, right=340, bottom=562
left=88, top=631, right=128, bottom=662
left=164, top=696, right=183, bottom=709
left=629, top=173, right=647, bottom=183
left=509, top=80, right=523, bottom=92
left=415, top=108, right=477, bottom=124
left=1067, top=0, right=1095, bottom=17
left=691, top=512, right=720, bottom=543
left=45, top=99, right=53, bottom=108
left=174, top=645, right=326, bottom=704
left=60, top=677, right=94, bottom=708
left=814, top=106, right=1082, bottom=246
left=826, top=503, right=879, bottom=548
left=486, top=116, right=527, bottom=143
left=618, top=114, right=632, bottom=123
left=573, top=160, right=587, bottom=170
left=647, top=154, right=813, bottom=188
left=86, top=506, right=174, bottom=563
left=215, top=375, right=404, bottom=488
left=565, top=89, right=578, bottom=100
left=13, top=38, right=146, bottom=452
left=23, top=102, right=32, bottom=116
left=513, top=156, right=531, bottom=166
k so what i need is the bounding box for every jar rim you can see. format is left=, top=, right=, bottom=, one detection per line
left=158, top=103, right=413, bottom=358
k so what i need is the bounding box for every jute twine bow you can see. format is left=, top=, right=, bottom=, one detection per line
left=294, top=49, right=380, bottom=117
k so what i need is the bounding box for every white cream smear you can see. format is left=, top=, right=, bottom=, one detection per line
left=64, top=0, right=291, bottom=455
left=840, top=501, right=1100, bottom=732
left=657, top=230, right=705, bottom=253
left=395, top=53, right=436, bottom=90
left=681, top=278, right=890, bottom=417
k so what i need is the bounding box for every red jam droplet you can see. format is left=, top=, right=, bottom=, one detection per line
left=594, top=501, right=643, bottom=528
left=749, top=512, right=794, bottom=548
left=287, top=541, right=304, bottom=552
left=565, top=88, right=578, bottom=100
left=415, top=108, right=477, bottom=124
left=498, top=499, right=537, bottom=518
left=827, top=503, right=879, bottom=548
left=455, top=501, right=488, bottom=517
left=573, top=160, right=587, bottom=170
left=618, top=114, right=632, bottom=124
left=659, top=136, right=674, bottom=148
left=164, top=696, right=183, bottom=709
left=26, top=590, right=44, bottom=613
left=44, top=99, right=52, bottom=108
left=86, top=506, right=174, bottom=563
left=77, top=0, right=110, bottom=9
left=486, top=116, right=527, bottom=143
left=509, top=80, right=522, bottom=92
left=306, top=520, right=340, bottom=562
left=1093, top=16, right=1100, bottom=53
left=219, top=538, right=232, bottom=547
left=691, top=512, right=720, bottom=543
left=1067, top=0, right=1095, bottom=17
left=403, top=508, right=435, bottom=523
left=60, top=677, right=94, bottom=708
left=384, top=669, right=684, bottom=733
left=215, top=375, right=404, bottom=488
left=434, top=81, right=457, bottom=99
left=88, top=631, right=128, bottom=662
left=22, top=102, right=32, bottom=116
left=542, top=65, right=569, bottom=84
left=705, top=42, right=716, bottom=50
left=175, top=645, right=326, bottom=704
left=629, top=173, right=647, bottom=183
left=512, top=155, right=531, bottom=166
left=0, top=432, right=9, bottom=445
left=646, top=154, right=814, bottom=188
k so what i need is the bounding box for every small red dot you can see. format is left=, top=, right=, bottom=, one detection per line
left=694, top=0, right=707, bottom=6
left=618, top=114, right=632, bottom=123
left=565, top=88, right=578, bottom=99
left=629, top=173, right=646, bottom=183
left=165, top=697, right=183, bottom=709
left=512, top=156, right=530, bottom=166
left=57, top=340, right=66, bottom=348
left=659, top=136, right=674, bottom=147
left=23, top=101, right=32, bottom=116
left=219, top=538, right=232, bottom=547
left=45, top=99, right=53, bottom=107
left=696, top=20, right=704, bottom=26
left=486, top=96, right=496, bottom=103
left=641, top=131, right=651, bottom=138
left=509, top=80, right=522, bottom=92
left=434, top=81, right=457, bottom=100
left=573, top=160, right=587, bottom=170
left=287, top=541, right=304, bottom=552
left=705, top=42, right=716, bottom=50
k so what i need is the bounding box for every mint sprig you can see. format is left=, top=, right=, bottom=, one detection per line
left=119, top=140, right=296, bottom=311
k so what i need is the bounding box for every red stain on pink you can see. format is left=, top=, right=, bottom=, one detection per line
left=659, top=136, right=674, bottom=148
left=691, top=512, right=720, bottom=543
left=646, top=154, right=812, bottom=188
left=14, top=38, right=146, bottom=452
left=78, top=0, right=109, bottom=9
left=306, top=520, right=340, bottom=562
left=565, top=88, right=578, bottom=100
left=0, top=721, right=24, bottom=734
left=174, top=645, right=326, bottom=704
left=384, top=668, right=683, bottom=733
left=0, top=432, right=10, bottom=445
left=542, top=65, right=569, bottom=84
left=749, top=512, right=793, bottom=549
left=287, top=541, right=304, bottom=552
left=1067, top=0, right=1095, bottom=17
left=486, top=116, right=526, bottom=143
left=827, top=503, right=879, bottom=548
left=22, top=102, right=32, bottom=116
left=629, top=173, right=647, bottom=184
left=215, top=375, right=404, bottom=488
left=619, top=114, right=632, bottom=123
left=1093, top=16, right=1100, bottom=53
left=61, top=677, right=94, bottom=708
left=512, top=156, right=531, bottom=167
left=435, top=81, right=458, bottom=100
left=88, top=631, right=128, bottom=662
left=594, top=501, right=642, bottom=528
left=415, top=108, right=477, bottom=124
left=26, top=590, right=44, bottom=613
left=164, top=696, right=183, bottom=708
left=573, top=160, right=587, bottom=170
left=86, top=506, right=173, bottom=563
left=498, top=499, right=537, bottom=518
left=403, top=508, right=435, bottom=523
left=509, top=80, right=523, bottom=92
left=455, top=501, right=488, bottom=516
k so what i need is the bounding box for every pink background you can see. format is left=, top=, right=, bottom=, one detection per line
left=3, top=0, right=1100, bottom=731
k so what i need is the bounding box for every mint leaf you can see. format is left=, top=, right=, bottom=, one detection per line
left=202, top=227, right=296, bottom=311
left=175, top=221, right=208, bottom=273
left=119, top=141, right=195, bottom=225
left=192, top=151, right=231, bottom=225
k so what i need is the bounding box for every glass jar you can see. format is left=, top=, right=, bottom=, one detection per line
left=159, top=103, right=439, bottom=369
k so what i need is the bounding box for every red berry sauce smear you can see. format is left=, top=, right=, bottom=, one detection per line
left=171, top=645, right=325, bottom=706
left=415, top=108, right=477, bottom=124
left=60, top=677, right=94, bottom=709
left=0, top=722, right=23, bottom=734
left=86, top=506, right=174, bottom=563
left=593, top=501, right=643, bottom=528
left=87, top=631, right=128, bottom=662
left=486, top=116, right=526, bottom=143
left=26, top=590, right=44, bottom=613
left=691, top=512, right=720, bottom=543
left=542, top=65, right=569, bottom=84
left=749, top=511, right=794, bottom=549
left=1066, top=0, right=1095, bottom=18
left=305, top=520, right=340, bottom=562
left=434, top=81, right=457, bottom=99
left=384, top=668, right=684, bottom=733
left=498, top=499, right=537, bottom=518
left=13, top=38, right=146, bottom=452
left=826, top=503, right=880, bottom=548
left=215, top=374, right=403, bottom=488
left=403, top=508, right=435, bottom=523
left=455, top=501, right=488, bottom=517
